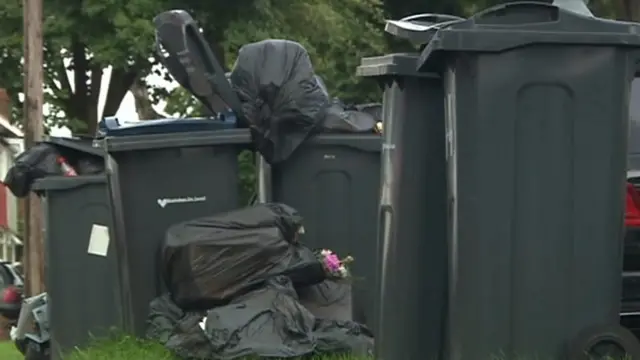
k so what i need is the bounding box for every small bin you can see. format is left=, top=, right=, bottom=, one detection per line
left=34, top=169, right=120, bottom=358
left=257, top=133, right=381, bottom=327
left=357, top=52, right=447, bottom=358
left=105, top=128, right=251, bottom=335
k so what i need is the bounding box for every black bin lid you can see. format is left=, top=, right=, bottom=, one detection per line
left=153, top=10, right=244, bottom=119
left=356, top=53, right=440, bottom=78
left=417, top=1, right=640, bottom=72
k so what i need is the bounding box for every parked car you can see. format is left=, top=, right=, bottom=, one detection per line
left=0, top=260, right=24, bottom=321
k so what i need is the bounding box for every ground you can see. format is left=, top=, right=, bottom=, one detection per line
left=0, top=341, right=22, bottom=360
left=0, top=338, right=369, bottom=359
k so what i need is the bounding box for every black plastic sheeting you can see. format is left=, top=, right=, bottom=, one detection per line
left=147, top=277, right=373, bottom=360
left=229, top=39, right=377, bottom=164
left=162, top=203, right=326, bottom=310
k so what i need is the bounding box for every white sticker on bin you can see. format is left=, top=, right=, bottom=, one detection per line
left=88, top=224, right=110, bottom=257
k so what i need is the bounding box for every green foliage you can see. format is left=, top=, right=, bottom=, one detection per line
left=0, top=0, right=166, bottom=132
left=223, top=0, right=387, bottom=104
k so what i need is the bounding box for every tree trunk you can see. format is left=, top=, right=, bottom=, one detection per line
left=620, top=0, right=640, bottom=20
left=131, top=78, right=161, bottom=120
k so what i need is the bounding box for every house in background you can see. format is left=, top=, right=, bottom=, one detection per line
left=0, top=89, right=23, bottom=263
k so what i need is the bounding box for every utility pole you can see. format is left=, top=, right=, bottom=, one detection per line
left=23, top=0, right=45, bottom=296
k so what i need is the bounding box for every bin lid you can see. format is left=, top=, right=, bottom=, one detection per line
left=96, top=116, right=237, bottom=137
left=153, top=10, right=245, bottom=120
left=356, top=53, right=439, bottom=78
left=33, top=174, right=107, bottom=192
left=417, top=1, right=640, bottom=72
left=385, top=13, right=465, bottom=45
left=44, top=136, right=104, bottom=157
left=104, top=128, right=251, bottom=153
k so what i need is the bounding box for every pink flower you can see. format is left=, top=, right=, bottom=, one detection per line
left=324, top=253, right=341, bottom=272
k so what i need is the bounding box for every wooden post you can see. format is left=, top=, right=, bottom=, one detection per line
left=23, top=0, right=45, bottom=296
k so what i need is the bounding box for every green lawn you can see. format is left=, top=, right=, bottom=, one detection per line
left=0, top=341, right=22, bottom=360
left=0, top=337, right=370, bottom=360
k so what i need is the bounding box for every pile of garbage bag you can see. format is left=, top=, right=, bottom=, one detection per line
left=148, top=203, right=374, bottom=359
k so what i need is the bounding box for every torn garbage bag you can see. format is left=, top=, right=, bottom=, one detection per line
left=202, top=276, right=374, bottom=359
left=229, top=39, right=377, bottom=164
left=162, top=203, right=326, bottom=310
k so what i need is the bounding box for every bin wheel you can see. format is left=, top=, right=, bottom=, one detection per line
left=567, top=324, right=640, bottom=360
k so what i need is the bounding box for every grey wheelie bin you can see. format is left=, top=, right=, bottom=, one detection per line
left=105, top=126, right=250, bottom=336
left=355, top=13, right=456, bottom=359
left=32, top=138, right=119, bottom=360
left=257, top=133, right=381, bottom=328
left=417, top=1, right=640, bottom=359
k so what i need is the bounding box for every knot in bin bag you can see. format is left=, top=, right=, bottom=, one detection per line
left=162, top=203, right=326, bottom=310
left=229, top=40, right=329, bottom=164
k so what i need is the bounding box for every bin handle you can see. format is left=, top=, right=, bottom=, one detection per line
left=400, top=13, right=465, bottom=25
left=470, top=2, right=561, bottom=25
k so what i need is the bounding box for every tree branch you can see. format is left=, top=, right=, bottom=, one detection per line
left=131, top=77, right=161, bottom=120
left=102, top=67, right=138, bottom=118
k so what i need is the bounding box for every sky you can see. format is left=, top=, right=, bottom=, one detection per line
left=49, top=64, right=178, bottom=137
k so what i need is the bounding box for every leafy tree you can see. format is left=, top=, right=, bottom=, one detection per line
left=0, top=0, right=257, bottom=135
left=166, top=0, right=388, bottom=117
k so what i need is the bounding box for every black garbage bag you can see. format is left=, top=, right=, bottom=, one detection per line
left=3, top=143, right=61, bottom=197
left=202, top=276, right=374, bottom=359
left=229, top=40, right=377, bottom=164
left=314, top=318, right=374, bottom=356
left=229, top=39, right=328, bottom=164
left=3, top=138, right=105, bottom=198
left=162, top=203, right=326, bottom=310
left=147, top=294, right=213, bottom=360
left=297, top=280, right=353, bottom=322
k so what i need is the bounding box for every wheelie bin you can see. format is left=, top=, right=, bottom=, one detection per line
left=356, top=13, right=454, bottom=359
left=32, top=137, right=117, bottom=359
left=418, top=1, right=640, bottom=358
left=104, top=122, right=250, bottom=336
left=257, top=133, right=381, bottom=328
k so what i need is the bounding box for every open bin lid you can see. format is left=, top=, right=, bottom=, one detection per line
left=96, top=116, right=238, bottom=137
left=417, top=1, right=640, bottom=72
left=153, top=10, right=245, bottom=120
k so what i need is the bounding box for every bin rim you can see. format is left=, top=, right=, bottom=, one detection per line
left=357, top=53, right=440, bottom=78
left=33, top=174, right=106, bottom=191
left=303, top=133, right=382, bottom=153
left=44, top=137, right=105, bottom=157
left=417, top=1, right=640, bottom=72
left=104, top=128, right=251, bottom=153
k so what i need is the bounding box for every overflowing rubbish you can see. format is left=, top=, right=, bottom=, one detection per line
left=3, top=138, right=103, bottom=197
left=148, top=277, right=373, bottom=360
left=149, top=203, right=373, bottom=359
left=162, top=203, right=326, bottom=309
left=229, top=39, right=378, bottom=164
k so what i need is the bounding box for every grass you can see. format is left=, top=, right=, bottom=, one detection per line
left=0, top=337, right=632, bottom=360
left=0, top=341, right=22, bottom=360
left=0, top=337, right=370, bottom=360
